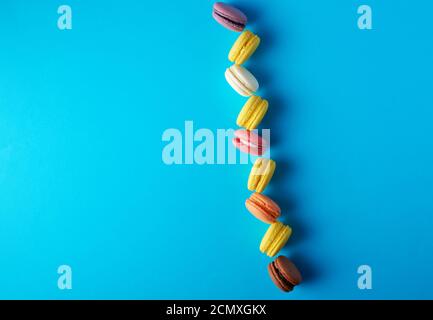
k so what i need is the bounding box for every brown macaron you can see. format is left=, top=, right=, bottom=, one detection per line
left=268, top=256, right=302, bottom=292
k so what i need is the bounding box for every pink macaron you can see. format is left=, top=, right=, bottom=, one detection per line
left=232, top=130, right=268, bottom=156
left=212, top=2, right=247, bottom=32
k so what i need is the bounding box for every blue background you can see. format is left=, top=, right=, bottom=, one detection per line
left=0, top=0, right=432, bottom=299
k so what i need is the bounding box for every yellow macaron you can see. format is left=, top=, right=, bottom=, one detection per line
left=260, top=222, right=292, bottom=257
left=236, top=96, right=268, bottom=130
left=248, top=158, right=276, bottom=193
left=229, top=30, right=261, bottom=65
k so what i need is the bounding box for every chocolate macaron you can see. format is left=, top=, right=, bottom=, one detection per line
left=268, top=256, right=302, bottom=292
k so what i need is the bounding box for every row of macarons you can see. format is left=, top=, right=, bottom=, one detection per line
left=213, top=2, right=303, bottom=293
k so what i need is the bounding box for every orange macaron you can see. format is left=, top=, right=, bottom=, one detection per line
left=245, top=193, right=281, bottom=224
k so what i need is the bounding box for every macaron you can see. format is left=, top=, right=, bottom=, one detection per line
left=237, top=95, right=268, bottom=130
left=268, top=256, right=302, bottom=292
left=248, top=158, right=276, bottom=193
left=245, top=193, right=281, bottom=224
left=260, top=221, right=292, bottom=257
left=212, top=2, right=247, bottom=32
left=232, top=129, right=268, bottom=156
left=225, top=64, right=259, bottom=97
left=229, top=30, right=261, bottom=65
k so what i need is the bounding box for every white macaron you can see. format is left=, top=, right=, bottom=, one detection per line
left=225, top=64, right=259, bottom=97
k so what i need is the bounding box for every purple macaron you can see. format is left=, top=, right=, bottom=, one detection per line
left=212, top=2, right=247, bottom=32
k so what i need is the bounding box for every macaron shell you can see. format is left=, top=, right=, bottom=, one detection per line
left=255, top=159, right=275, bottom=193
left=213, top=2, right=247, bottom=23
left=234, top=129, right=268, bottom=149
left=226, top=65, right=258, bottom=97
left=268, top=262, right=294, bottom=292
left=233, top=129, right=267, bottom=155
left=237, top=95, right=258, bottom=127
left=229, top=30, right=261, bottom=64
left=237, top=36, right=261, bottom=65
left=260, top=222, right=292, bottom=257
left=225, top=68, right=252, bottom=96
left=213, top=2, right=247, bottom=32
left=260, top=222, right=283, bottom=253
left=236, top=35, right=260, bottom=64
left=275, top=256, right=303, bottom=286
left=237, top=96, right=268, bottom=130
left=245, top=193, right=280, bottom=224
left=267, top=225, right=291, bottom=257
left=248, top=157, right=267, bottom=191
left=231, top=65, right=259, bottom=93
left=232, top=137, right=263, bottom=156
left=229, top=30, right=251, bottom=61
left=250, top=193, right=281, bottom=217
left=247, top=98, right=268, bottom=129
left=245, top=200, right=275, bottom=224
left=247, top=172, right=260, bottom=191
left=212, top=12, right=244, bottom=32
